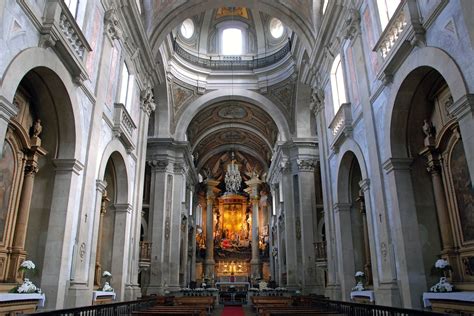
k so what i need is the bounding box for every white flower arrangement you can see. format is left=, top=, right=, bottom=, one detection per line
left=430, top=258, right=454, bottom=292
left=207, top=287, right=218, bottom=292
left=10, top=260, right=42, bottom=294
left=258, top=281, right=268, bottom=291
left=102, top=282, right=114, bottom=292
left=102, top=271, right=112, bottom=278
left=430, top=277, right=453, bottom=293
left=275, top=287, right=287, bottom=291
left=352, top=271, right=366, bottom=291
left=249, top=287, right=260, bottom=292
left=20, top=260, right=35, bottom=270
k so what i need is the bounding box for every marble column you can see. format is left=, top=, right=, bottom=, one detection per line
left=280, top=160, right=298, bottom=289
left=333, top=203, right=355, bottom=300
left=296, top=159, right=321, bottom=294
left=383, top=158, right=426, bottom=309
left=204, top=179, right=219, bottom=284
left=246, top=176, right=262, bottom=280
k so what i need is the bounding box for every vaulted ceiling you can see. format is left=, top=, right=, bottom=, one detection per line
left=187, top=101, right=278, bottom=176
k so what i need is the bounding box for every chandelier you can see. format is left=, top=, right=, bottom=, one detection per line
left=225, top=152, right=241, bottom=193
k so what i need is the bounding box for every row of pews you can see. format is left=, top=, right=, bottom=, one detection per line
left=132, top=296, right=215, bottom=315
left=251, top=296, right=345, bottom=316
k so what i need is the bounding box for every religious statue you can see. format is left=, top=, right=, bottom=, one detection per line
left=422, top=119, right=436, bottom=139
left=32, top=119, right=42, bottom=138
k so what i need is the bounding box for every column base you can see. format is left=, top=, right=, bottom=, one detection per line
left=374, top=282, right=401, bottom=307
left=124, top=284, right=141, bottom=300
left=66, top=282, right=94, bottom=308
left=325, top=283, right=342, bottom=300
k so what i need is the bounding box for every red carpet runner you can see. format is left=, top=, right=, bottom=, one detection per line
left=221, top=306, right=245, bottom=316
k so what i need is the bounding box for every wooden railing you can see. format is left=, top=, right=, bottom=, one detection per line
left=139, top=241, right=152, bottom=262
left=311, top=297, right=446, bottom=316
left=314, top=241, right=327, bottom=261
left=33, top=297, right=157, bottom=315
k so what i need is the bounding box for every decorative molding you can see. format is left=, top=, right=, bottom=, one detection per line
left=329, top=103, right=353, bottom=153
left=0, top=96, right=18, bottom=122
left=333, top=203, right=351, bottom=213
left=115, top=203, right=132, bottom=213
left=342, top=8, right=361, bottom=41
left=96, top=179, right=108, bottom=193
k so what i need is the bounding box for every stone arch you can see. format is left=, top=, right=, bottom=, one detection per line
left=335, top=140, right=368, bottom=203
left=175, top=88, right=291, bottom=141
left=0, top=47, right=82, bottom=160
left=98, top=139, right=131, bottom=204
left=384, top=46, right=468, bottom=160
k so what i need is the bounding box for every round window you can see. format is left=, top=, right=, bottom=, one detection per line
left=180, top=18, right=194, bottom=39
left=269, top=18, right=284, bottom=39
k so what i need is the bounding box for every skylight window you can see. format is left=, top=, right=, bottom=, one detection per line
left=180, top=18, right=194, bottom=39
left=222, top=28, right=242, bottom=55
left=269, top=18, right=284, bottom=38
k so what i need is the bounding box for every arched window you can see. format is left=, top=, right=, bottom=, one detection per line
left=377, top=0, right=401, bottom=29
left=119, top=63, right=134, bottom=111
left=222, top=28, right=242, bottom=55
left=330, top=54, right=347, bottom=114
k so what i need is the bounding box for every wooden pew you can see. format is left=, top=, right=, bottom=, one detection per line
left=259, top=307, right=343, bottom=316
left=174, top=296, right=215, bottom=311
left=132, top=305, right=206, bottom=316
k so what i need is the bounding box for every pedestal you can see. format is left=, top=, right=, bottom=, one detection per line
left=423, top=292, right=474, bottom=313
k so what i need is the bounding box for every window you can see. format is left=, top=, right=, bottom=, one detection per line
left=322, top=0, right=328, bottom=15
left=119, top=63, right=134, bottom=110
left=377, top=0, right=401, bottom=29
left=180, top=18, right=194, bottom=39
left=330, top=54, right=347, bottom=113
left=222, top=28, right=242, bottom=55
left=269, top=18, right=284, bottom=39
left=64, top=0, right=79, bottom=18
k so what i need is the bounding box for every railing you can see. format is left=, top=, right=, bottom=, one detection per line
left=172, top=38, right=292, bottom=70
left=113, top=103, right=137, bottom=152
left=314, top=241, right=327, bottom=261
left=374, top=1, right=407, bottom=59
left=139, top=241, right=152, bottom=262
left=33, top=297, right=157, bottom=315
left=311, top=297, right=446, bottom=316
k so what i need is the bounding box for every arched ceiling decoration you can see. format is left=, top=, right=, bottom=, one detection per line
left=187, top=101, right=278, bottom=177
left=145, top=0, right=316, bottom=54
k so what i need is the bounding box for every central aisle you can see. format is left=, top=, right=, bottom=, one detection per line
left=221, top=306, right=245, bottom=316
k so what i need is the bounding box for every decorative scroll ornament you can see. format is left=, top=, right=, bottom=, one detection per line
left=140, top=84, right=156, bottom=116
left=225, top=152, right=242, bottom=193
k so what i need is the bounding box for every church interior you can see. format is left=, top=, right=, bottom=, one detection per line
left=0, top=0, right=474, bottom=314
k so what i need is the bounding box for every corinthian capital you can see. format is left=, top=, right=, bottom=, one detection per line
left=141, top=84, right=156, bottom=116
left=309, top=87, right=324, bottom=116
left=104, top=9, right=123, bottom=41
left=297, top=159, right=318, bottom=172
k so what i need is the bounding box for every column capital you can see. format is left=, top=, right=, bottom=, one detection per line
left=24, top=159, right=39, bottom=176
left=52, top=158, right=84, bottom=175
left=140, top=84, right=156, bottom=116
left=104, top=8, right=123, bottom=42
left=382, top=158, right=413, bottom=174
left=96, top=179, right=108, bottom=193
left=148, top=159, right=169, bottom=172
left=359, top=178, right=370, bottom=192
left=115, top=203, right=132, bottom=213
left=296, top=159, right=318, bottom=172
left=333, top=203, right=351, bottom=213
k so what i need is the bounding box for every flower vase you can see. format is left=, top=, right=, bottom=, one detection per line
left=430, top=277, right=453, bottom=292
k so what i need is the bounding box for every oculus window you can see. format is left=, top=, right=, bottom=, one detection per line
left=269, top=18, right=284, bottom=38
left=222, top=28, right=242, bottom=55
left=180, top=18, right=195, bottom=39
